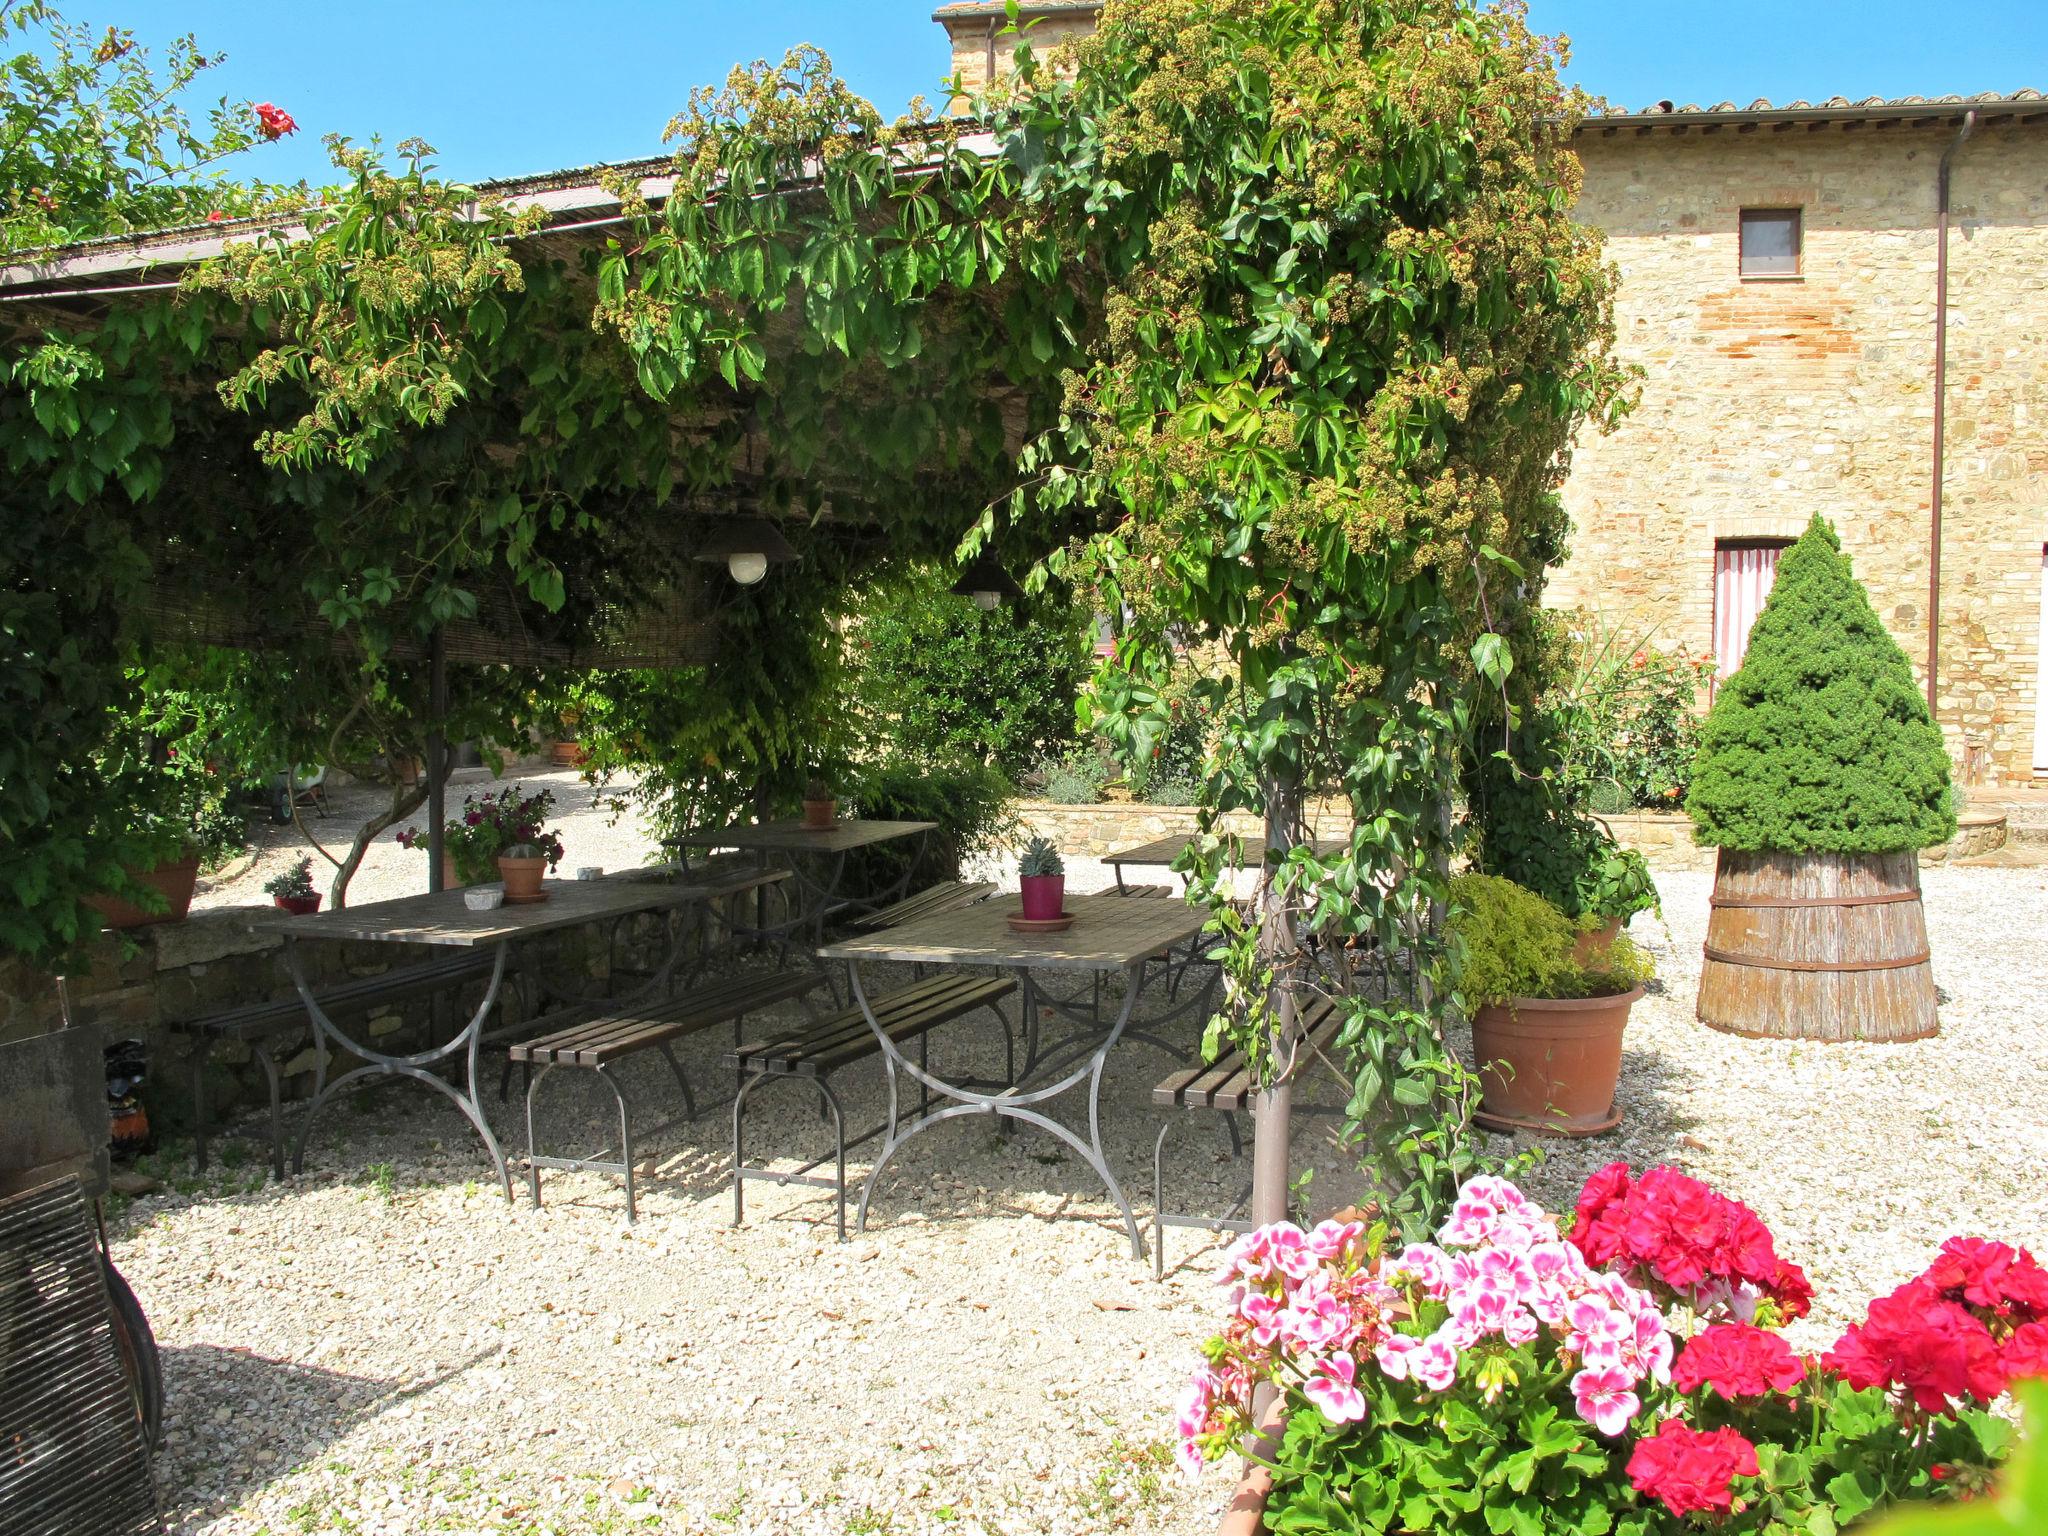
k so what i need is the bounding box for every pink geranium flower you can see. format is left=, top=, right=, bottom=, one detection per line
left=1571, top=1365, right=1641, bottom=1436
left=1302, top=1353, right=1367, bottom=1424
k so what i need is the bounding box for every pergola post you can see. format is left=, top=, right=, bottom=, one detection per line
left=1249, top=768, right=1301, bottom=1227
left=425, top=626, right=448, bottom=894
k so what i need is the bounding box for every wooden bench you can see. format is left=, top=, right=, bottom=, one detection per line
left=170, top=950, right=501, bottom=1179
left=511, top=967, right=826, bottom=1221
left=848, top=880, right=996, bottom=932
left=729, top=972, right=1016, bottom=1241
left=1149, top=998, right=1344, bottom=1280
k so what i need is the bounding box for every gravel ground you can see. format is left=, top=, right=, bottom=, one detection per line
left=114, top=864, right=2048, bottom=1534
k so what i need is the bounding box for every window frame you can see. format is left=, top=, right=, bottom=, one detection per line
left=1738, top=207, right=1804, bottom=281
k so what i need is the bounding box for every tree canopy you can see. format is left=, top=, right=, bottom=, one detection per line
left=1687, top=516, right=1955, bottom=855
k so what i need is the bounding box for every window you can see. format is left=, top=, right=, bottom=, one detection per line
left=1739, top=208, right=1802, bottom=278
left=1713, top=539, right=1792, bottom=678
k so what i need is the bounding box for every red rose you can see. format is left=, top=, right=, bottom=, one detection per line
left=254, top=101, right=298, bottom=141
left=1674, top=1323, right=1807, bottom=1400
left=2004, top=1322, right=2048, bottom=1383
left=1822, top=1280, right=2006, bottom=1414
left=1627, top=1419, right=1759, bottom=1518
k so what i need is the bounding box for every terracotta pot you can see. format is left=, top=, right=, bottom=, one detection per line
left=89, top=855, right=200, bottom=930
left=1216, top=1402, right=1288, bottom=1536
left=438, top=852, right=477, bottom=891
left=550, top=740, right=585, bottom=768
left=1019, top=873, right=1066, bottom=921
left=1572, top=917, right=1623, bottom=968
left=496, top=853, right=549, bottom=904
left=802, top=798, right=837, bottom=830
left=273, top=893, right=323, bottom=916
left=1470, top=986, right=1642, bottom=1137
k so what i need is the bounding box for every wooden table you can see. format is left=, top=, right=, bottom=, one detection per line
left=818, top=893, right=1213, bottom=1258
left=266, top=867, right=785, bottom=1198
left=671, top=817, right=938, bottom=952
left=1104, top=833, right=1348, bottom=892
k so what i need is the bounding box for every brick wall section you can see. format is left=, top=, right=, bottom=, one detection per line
left=936, top=3, right=1097, bottom=104
left=1556, top=122, right=2048, bottom=783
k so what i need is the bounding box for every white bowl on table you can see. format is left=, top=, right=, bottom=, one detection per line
left=464, top=884, right=506, bottom=912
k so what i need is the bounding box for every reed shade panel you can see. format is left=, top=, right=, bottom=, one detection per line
left=1697, top=850, right=1939, bottom=1042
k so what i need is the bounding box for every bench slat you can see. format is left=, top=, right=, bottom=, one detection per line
left=511, top=969, right=823, bottom=1068
left=1152, top=1000, right=1341, bottom=1113
left=168, top=951, right=499, bottom=1041
left=733, top=974, right=1014, bottom=1080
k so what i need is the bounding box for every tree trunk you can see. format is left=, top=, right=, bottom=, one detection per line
left=328, top=781, right=427, bottom=909
left=1250, top=768, right=1302, bottom=1228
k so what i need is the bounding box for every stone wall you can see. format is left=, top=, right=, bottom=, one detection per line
left=0, top=867, right=756, bottom=1143
left=1011, top=798, right=1353, bottom=858
left=1558, top=123, right=2048, bottom=784
left=935, top=1, right=1098, bottom=104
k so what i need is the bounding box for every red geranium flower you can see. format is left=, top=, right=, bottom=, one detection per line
left=1569, top=1164, right=1810, bottom=1319
left=2004, top=1321, right=2048, bottom=1383
left=1822, top=1279, right=2006, bottom=1415
left=1673, top=1323, right=1807, bottom=1400
left=205, top=210, right=227, bottom=223
left=1627, top=1418, right=1759, bottom=1518
left=254, top=102, right=298, bottom=141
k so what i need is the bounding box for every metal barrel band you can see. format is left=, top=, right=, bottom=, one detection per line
left=1707, top=890, right=1921, bottom=909
left=1701, top=945, right=1931, bottom=973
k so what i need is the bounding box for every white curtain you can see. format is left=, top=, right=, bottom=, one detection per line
left=1713, top=543, right=1784, bottom=680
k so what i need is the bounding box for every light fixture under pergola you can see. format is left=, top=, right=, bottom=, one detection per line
left=949, top=552, right=1024, bottom=611
left=691, top=517, right=800, bottom=586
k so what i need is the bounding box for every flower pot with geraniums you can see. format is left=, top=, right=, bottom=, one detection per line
left=1448, top=873, right=1653, bottom=1137
left=802, top=776, right=837, bottom=830
left=263, top=856, right=322, bottom=915
left=1687, top=515, right=1955, bottom=1043
left=1179, top=1168, right=2034, bottom=1536
left=396, top=784, right=564, bottom=890
left=1017, top=836, right=1065, bottom=921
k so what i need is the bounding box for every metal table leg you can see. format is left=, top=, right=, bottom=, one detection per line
left=850, top=961, right=1149, bottom=1259
left=287, top=937, right=515, bottom=1201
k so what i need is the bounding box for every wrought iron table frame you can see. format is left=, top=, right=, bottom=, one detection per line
left=819, top=894, right=1216, bottom=1259
left=269, top=869, right=785, bottom=1200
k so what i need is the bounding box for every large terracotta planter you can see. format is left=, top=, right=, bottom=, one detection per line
left=1019, top=873, right=1066, bottom=921
left=1471, top=986, right=1642, bottom=1137
left=550, top=740, right=585, bottom=768
left=802, top=797, right=836, bottom=830
left=496, top=853, right=549, bottom=904
left=89, top=856, right=200, bottom=930
left=1698, top=848, right=1937, bottom=1042
left=1216, top=1403, right=1288, bottom=1536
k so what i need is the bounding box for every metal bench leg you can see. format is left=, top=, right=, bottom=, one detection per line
left=1153, top=1121, right=1176, bottom=1283
left=817, top=1077, right=848, bottom=1244
left=657, top=1041, right=697, bottom=1121
left=1221, top=1109, right=1243, bottom=1158
left=732, top=1072, right=762, bottom=1227
left=188, top=1039, right=213, bottom=1174
left=524, top=1062, right=553, bottom=1208
left=253, top=1041, right=285, bottom=1183
left=597, top=1064, right=636, bottom=1224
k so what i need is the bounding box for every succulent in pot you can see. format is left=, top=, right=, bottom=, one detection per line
left=802, top=775, right=838, bottom=830
left=263, top=855, right=323, bottom=915
left=1017, top=835, right=1066, bottom=921
left=495, top=841, right=551, bottom=904
left=1448, top=873, right=1654, bottom=1136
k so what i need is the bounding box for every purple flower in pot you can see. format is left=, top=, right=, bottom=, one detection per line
left=1018, top=836, right=1066, bottom=921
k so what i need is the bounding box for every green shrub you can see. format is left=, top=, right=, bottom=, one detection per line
left=1465, top=768, right=1660, bottom=924
left=1036, top=750, right=1108, bottom=805
left=1687, top=517, right=1955, bottom=853
left=1552, top=615, right=1710, bottom=811
left=843, top=755, right=1017, bottom=888
left=1446, top=874, right=1653, bottom=1008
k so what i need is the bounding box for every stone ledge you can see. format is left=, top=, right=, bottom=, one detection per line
left=152, top=905, right=282, bottom=970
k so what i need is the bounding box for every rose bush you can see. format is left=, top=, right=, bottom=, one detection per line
left=1178, top=1168, right=2034, bottom=1533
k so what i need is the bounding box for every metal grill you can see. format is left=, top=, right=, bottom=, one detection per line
left=0, top=1178, right=161, bottom=1536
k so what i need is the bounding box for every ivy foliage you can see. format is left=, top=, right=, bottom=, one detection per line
left=1687, top=517, right=1955, bottom=855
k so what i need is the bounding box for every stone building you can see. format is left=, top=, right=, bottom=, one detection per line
left=933, top=4, right=2048, bottom=784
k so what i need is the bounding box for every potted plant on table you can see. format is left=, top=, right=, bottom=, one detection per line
left=1017, top=835, right=1066, bottom=921
left=263, top=856, right=323, bottom=915
left=802, top=776, right=838, bottom=830
left=1179, top=1169, right=2032, bottom=1535
left=1447, top=872, right=1652, bottom=1137
left=396, top=784, right=564, bottom=890
left=1687, top=515, right=1954, bottom=1042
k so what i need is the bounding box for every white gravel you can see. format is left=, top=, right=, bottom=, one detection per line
left=116, top=865, right=2048, bottom=1533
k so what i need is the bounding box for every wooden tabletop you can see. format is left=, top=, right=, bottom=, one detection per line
left=670, top=817, right=937, bottom=855
left=819, top=892, right=1210, bottom=972
left=262, top=867, right=787, bottom=948
left=1106, top=833, right=1348, bottom=867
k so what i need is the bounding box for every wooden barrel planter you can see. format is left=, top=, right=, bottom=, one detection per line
left=1697, top=849, right=1937, bottom=1042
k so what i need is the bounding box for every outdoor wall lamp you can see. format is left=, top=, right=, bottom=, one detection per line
left=950, top=553, right=1024, bottom=611
left=692, top=518, right=799, bottom=586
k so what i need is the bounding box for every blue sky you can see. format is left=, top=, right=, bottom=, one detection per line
left=152, top=1, right=2048, bottom=188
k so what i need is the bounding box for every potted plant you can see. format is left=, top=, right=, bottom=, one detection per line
left=802, top=775, right=837, bottom=830
left=1448, top=872, right=1652, bottom=1137
left=1017, top=835, right=1066, bottom=921
left=87, top=754, right=241, bottom=929
left=495, top=842, right=550, bottom=903
left=1569, top=841, right=1660, bottom=966
left=396, top=784, right=564, bottom=889
left=1687, top=516, right=1955, bottom=1042
left=263, top=856, right=322, bottom=915
left=1179, top=1169, right=2029, bottom=1535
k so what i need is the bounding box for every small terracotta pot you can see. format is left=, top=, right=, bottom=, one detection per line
left=1571, top=917, right=1624, bottom=968
left=1471, top=986, right=1642, bottom=1137
left=802, top=798, right=837, bottom=830
left=1019, top=873, right=1066, bottom=921
left=89, top=856, right=201, bottom=930
left=550, top=740, right=585, bottom=768
left=496, top=854, right=549, bottom=904
left=274, top=893, right=323, bottom=916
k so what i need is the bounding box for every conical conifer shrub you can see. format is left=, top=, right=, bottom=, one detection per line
left=1687, top=516, right=1954, bottom=854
